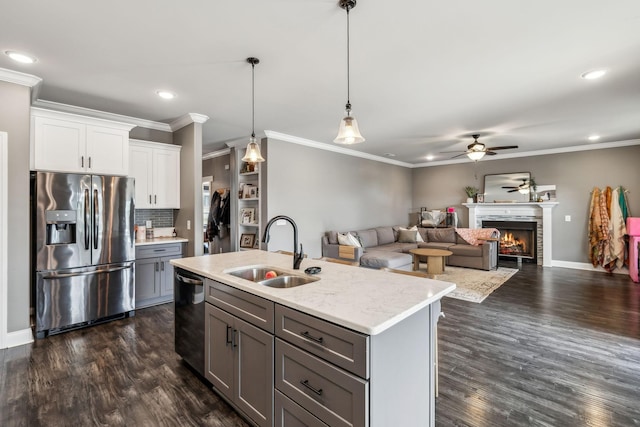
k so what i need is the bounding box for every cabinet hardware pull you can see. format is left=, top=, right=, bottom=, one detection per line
left=155, top=262, right=159, bottom=272
left=300, top=380, right=323, bottom=396
left=81, top=156, right=84, bottom=168
left=300, top=331, right=324, bottom=344
left=226, top=325, right=232, bottom=345
left=232, top=329, right=238, bottom=348
left=89, top=157, right=92, bottom=169
left=161, top=261, right=164, bottom=271
left=154, top=195, right=157, bottom=204
left=149, top=195, right=152, bottom=204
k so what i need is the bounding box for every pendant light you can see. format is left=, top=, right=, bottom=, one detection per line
left=334, top=0, right=365, bottom=145
left=242, top=57, right=265, bottom=163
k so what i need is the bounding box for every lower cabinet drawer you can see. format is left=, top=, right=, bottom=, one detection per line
left=275, top=339, right=367, bottom=427
left=275, top=390, right=328, bottom=427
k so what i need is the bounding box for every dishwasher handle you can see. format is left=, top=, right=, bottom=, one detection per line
left=176, top=273, right=203, bottom=286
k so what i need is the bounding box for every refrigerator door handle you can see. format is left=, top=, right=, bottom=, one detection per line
left=84, top=188, right=90, bottom=250
left=40, top=264, right=132, bottom=279
left=93, top=189, right=99, bottom=250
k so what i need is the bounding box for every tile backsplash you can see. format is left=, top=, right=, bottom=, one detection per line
left=134, top=209, right=174, bottom=228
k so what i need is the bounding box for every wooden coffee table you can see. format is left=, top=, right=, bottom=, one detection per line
left=409, top=248, right=453, bottom=275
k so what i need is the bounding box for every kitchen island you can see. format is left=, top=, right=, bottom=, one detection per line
left=171, top=250, right=455, bottom=427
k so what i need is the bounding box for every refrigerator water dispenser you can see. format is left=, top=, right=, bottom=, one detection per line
left=45, top=210, right=77, bottom=245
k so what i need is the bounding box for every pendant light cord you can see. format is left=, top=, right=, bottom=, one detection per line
left=345, top=4, right=351, bottom=113
left=251, top=61, right=256, bottom=138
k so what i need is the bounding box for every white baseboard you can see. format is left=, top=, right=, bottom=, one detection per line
left=5, top=328, right=34, bottom=348
left=551, top=260, right=630, bottom=275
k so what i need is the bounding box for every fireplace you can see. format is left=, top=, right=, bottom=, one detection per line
left=483, top=220, right=537, bottom=262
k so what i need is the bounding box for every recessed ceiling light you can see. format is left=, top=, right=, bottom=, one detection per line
left=156, top=90, right=176, bottom=100
left=588, top=135, right=600, bottom=141
left=581, top=69, right=607, bottom=80
left=383, top=153, right=396, bottom=157
left=5, top=50, right=37, bottom=64
left=426, top=155, right=434, bottom=161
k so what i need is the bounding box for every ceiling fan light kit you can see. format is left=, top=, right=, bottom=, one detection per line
left=334, top=0, right=365, bottom=145
left=241, top=57, right=266, bottom=164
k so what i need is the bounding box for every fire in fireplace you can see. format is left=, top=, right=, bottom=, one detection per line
left=483, top=220, right=537, bottom=261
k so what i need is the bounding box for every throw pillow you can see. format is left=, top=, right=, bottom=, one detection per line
left=337, top=232, right=362, bottom=247
left=399, top=226, right=424, bottom=242
left=397, top=229, right=418, bottom=243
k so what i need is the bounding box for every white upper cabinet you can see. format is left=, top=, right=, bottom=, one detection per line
left=31, top=108, right=134, bottom=176
left=129, top=140, right=181, bottom=209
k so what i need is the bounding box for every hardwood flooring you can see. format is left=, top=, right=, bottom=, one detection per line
left=1, top=262, right=638, bottom=426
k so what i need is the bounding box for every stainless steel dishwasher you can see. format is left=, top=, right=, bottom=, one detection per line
left=174, top=268, right=205, bottom=377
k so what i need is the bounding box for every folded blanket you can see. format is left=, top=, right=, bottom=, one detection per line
left=455, top=228, right=500, bottom=246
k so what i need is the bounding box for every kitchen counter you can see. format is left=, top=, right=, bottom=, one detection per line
left=171, top=250, right=455, bottom=335
left=135, top=236, right=188, bottom=246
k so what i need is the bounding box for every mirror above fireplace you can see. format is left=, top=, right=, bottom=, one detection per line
left=483, top=172, right=531, bottom=203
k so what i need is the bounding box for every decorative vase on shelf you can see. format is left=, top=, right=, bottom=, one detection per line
left=466, top=197, right=473, bottom=204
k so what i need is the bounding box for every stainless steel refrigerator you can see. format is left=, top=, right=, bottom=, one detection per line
left=33, top=172, right=136, bottom=338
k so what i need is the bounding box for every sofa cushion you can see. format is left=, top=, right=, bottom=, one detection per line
left=356, top=229, right=378, bottom=248
left=360, top=251, right=412, bottom=269
left=337, top=232, right=361, bottom=247
left=327, top=230, right=338, bottom=245
left=449, top=244, right=483, bottom=257
left=397, top=228, right=419, bottom=243
left=418, top=241, right=455, bottom=250
left=375, top=226, right=396, bottom=245
left=373, top=242, right=418, bottom=253
left=400, top=226, right=424, bottom=242
left=426, top=228, right=456, bottom=243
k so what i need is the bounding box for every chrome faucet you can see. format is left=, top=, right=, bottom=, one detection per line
left=262, top=215, right=304, bottom=269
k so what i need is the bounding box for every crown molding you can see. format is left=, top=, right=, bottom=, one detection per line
left=203, top=148, right=231, bottom=160
left=412, top=138, right=640, bottom=168
left=263, top=130, right=414, bottom=168
left=32, top=99, right=172, bottom=132
left=0, top=67, right=42, bottom=87
left=170, top=113, right=210, bottom=131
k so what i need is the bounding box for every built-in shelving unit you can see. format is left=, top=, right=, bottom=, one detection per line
left=229, top=141, right=267, bottom=252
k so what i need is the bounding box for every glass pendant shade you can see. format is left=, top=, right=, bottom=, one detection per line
left=334, top=113, right=365, bottom=145
left=241, top=137, right=265, bottom=163
left=466, top=150, right=486, bottom=161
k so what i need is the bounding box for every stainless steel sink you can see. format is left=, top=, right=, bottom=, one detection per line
left=259, top=275, right=319, bottom=288
left=225, top=266, right=319, bottom=288
left=227, top=266, right=289, bottom=282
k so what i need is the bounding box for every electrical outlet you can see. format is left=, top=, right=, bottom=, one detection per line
left=225, top=164, right=229, bottom=170
left=565, top=215, right=571, bottom=222
left=187, top=220, right=191, bottom=230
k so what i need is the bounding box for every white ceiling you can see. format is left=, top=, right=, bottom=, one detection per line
left=2, top=0, right=639, bottom=165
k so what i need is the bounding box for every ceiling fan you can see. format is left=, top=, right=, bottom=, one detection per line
left=502, top=179, right=530, bottom=193
left=444, top=134, right=518, bottom=160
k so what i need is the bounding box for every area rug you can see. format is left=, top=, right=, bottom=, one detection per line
left=426, top=266, right=518, bottom=303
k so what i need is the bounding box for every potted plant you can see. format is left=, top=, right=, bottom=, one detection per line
left=528, top=177, right=538, bottom=201
left=464, top=186, right=479, bottom=203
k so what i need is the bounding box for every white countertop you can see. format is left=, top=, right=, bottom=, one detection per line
left=171, top=250, right=455, bottom=336
left=135, top=236, right=189, bottom=246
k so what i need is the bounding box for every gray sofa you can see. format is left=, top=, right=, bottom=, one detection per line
left=322, top=226, right=498, bottom=271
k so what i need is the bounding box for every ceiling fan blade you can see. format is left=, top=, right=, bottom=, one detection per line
left=449, top=153, right=469, bottom=159
left=440, top=150, right=465, bottom=153
left=486, top=145, right=518, bottom=150
left=502, top=186, right=518, bottom=189
left=507, top=188, right=520, bottom=193
left=485, top=151, right=498, bottom=156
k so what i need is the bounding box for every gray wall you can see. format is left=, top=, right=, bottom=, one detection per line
left=129, top=127, right=173, bottom=144
left=0, top=81, right=31, bottom=333
left=412, top=144, right=640, bottom=264
left=265, top=139, right=413, bottom=259
left=174, top=123, right=203, bottom=257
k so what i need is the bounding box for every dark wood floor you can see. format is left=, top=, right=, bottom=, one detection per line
left=1, top=262, right=638, bottom=426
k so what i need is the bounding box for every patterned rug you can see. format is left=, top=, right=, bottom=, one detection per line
left=425, top=265, right=518, bottom=303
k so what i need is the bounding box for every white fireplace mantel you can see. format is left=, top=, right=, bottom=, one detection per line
left=463, top=202, right=558, bottom=267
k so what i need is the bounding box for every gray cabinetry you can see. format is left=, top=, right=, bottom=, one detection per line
left=135, top=243, right=183, bottom=308
left=205, top=280, right=274, bottom=427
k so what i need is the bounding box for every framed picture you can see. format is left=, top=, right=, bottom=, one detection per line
left=249, top=186, right=258, bottom=198
left=240, top=233, right=256, bottom=248
left=242, top=184, right=254, bottom=199
left=240, top=207, right=255, bottom=224
left=476, top=194, right=484, bottom=203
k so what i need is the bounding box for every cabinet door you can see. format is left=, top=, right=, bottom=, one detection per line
left=160, top=255, right=181, bottom=297
left=129, top=144, right=153, bottom=208
left=205, top=304, right=235, bottom=400
left=152, top=147, right=180, bottom=208
left=34, top=116, right=86, bottom=173
left=235, top=317, right=274, bottom=427
left=134, top=257, right=160, bottom=303
left=86, top=125, right=129, bottom=176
